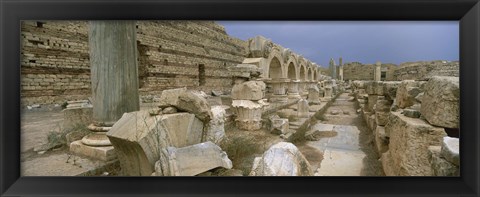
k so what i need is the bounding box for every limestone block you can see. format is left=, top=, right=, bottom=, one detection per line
left=374, top=81, right=385, bottom=95
left=63, top=107, right=92, bottom=130
left=250, top=142, right=313, bottom=176
left=177, top=92, right=213, bottom=123
left=158, top=87, right=187, bottom=105
left=305, top=123, right=335, bottom=141
left=155, top=141, right=232, bottom=176
left=297, top=99, right=309, bottom=118
left=402, top=109, right=421, bottom=118
left=107, top=111, right=204, bottom=176
left=383, top=81, right=401, bottom=100
left=395, top=80, right=423, bottom=109
left=205, top=106, right=227, bottom=145
left=374, top=126, right=389, bottom=154
left=69, top=140, right=116, bottom=161
left=271, top=118, right=289, bottom=135
left=367, top=95, right=378, bottom=112
left=428, top=146, right=459, bottom=176
left=383, top=111, right=446, bottom=176
left=375, top=99, right=392, bottom=112
left=157, top=88, right=213, bottom=123
left=375, top=111, right=389, bottom=126
left=440, top=137, right=459, bottom=166
left=231, top=81, right=266, bottom=100
left=421, top=76, right=459, bottom=128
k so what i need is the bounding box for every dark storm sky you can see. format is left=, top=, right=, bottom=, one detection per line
left=217, top=21, right=459, bottom=68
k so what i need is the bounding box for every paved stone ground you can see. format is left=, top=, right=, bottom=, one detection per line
left=20, top=104, right=156, bottom=176
left=309, top=93, right=384, bottom=176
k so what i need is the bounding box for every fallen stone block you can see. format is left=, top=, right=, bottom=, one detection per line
left=157, top=88, right=213, bottom=123
left=383, top=111, right=446, bottom=176
left=440, top=137, right=459, bottom=166
left=107, top=111, right=204, bottom=176
left=205, top=106, right=227, bottom=144
left=271, top=118, right=289, bottom=135
left=383, top=81, right=401, bottom=100
left=155, top=141, right=232, bottom=176
left=231, top=80, right=266, bottom=100
left=421, top=76, right=459, bottom=128
left=375, top=126, right=389, bottom=154
left=305, top=123, right=336, bottom=141
left=250, top=142, right=313, bottom=176
left=428, top=146, right=459, bottom=176
left=395, top=80, right=423, bottom=109
left=402, top=109, right=421, bottom=118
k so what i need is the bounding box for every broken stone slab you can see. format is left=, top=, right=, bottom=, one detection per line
left=374, top=126, right=389, bottom=154
left=162, top=106, right=177, bottom=114
left=231, top=80, right=266, bottom=100
left=421, top=76, right=459, bottom=128
left=205, top=105, right=227, bottom=144
left=157, top=88, right=213, bottom=123
left=106, top=111, right=204, bottom=176
left=211, top=90, right=223, bottom=96
left=155, top=141, right=232, bottom=176
left=305, top=123, right=335, bottom=141
left=383, top=111, right=447, bottom=176
left=395, top=80, right=423, bottom=109
left=383, top=81, right=401, bottom=100
left=250, top=142, right=313, bottom=176
left=271, top=118, right=289, bottom=135
left=440, top=137, right=459, bottom=166
left=428, top=146, right=460, bottom=176
left=63, top=106, right=93, bottom=130
left=415, top=92, right=424, bottom=103
left=402, top=109, right=421, bottom=118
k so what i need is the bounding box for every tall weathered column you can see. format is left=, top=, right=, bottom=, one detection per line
left=329, top=58, right=336, bottom=79
left=90, top=21, right=140, bottom=126
left=70, top=21, right=140, bottom=161
left=339, top=57, right=344, bottom=81
left=374, top=61, right=381, bottom=81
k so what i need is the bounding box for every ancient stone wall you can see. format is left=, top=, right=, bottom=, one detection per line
left=342, top=62, right=397, bottom=81
left=393, top=61, right=459, bottom=81
left=21, top=21, right=247, bottom=106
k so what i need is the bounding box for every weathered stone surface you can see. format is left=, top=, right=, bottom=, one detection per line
left=305, top=123, right=335, bottom=141
left=205, top=106, right=227, bottom=144
left=63, top=107, right=92, bottom=130
left=231, top=81, right=266, bottom=100
left=395, top=80, right=423, bottom=109
left=383, top=81, right=401, bottom=100
left=271, top=118, right=289, bottom=135
left=367, top=95, right=378, bottom=112
left=211, top=90, right=223, bottom=96
left=428, top=146, right=459, bottom=176
left=162, top=106, right=177, bottom=114
left=374, top=126, right=389, bottom=154
left=421, top=76, right=459, bottom=128
left=157, top=88, right=187, bottom=105
left=155, top=141, right=232, bottom=176
left=440, top=137, right=459, bottom=166
left=375, top=99, right=392, bottom=112
left=297, top=99, right=309, bottom=118
left=107, top=111, right=204, bottom=176
left=177, top=92, right=213, bottom=123
left=415, top=92, right=424, bottom=103
left=375, top=111, right=389, bottom=126
left=383, top=111, right=446, bottom=176
left=70, top=140, right=116, bottom=161
left=250, top=142, right=313, bottom=176
left=232, top=100, right=264, bottom=131
left=402, top=109, right=421, bottom=118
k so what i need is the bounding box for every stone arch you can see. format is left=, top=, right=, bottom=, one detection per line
left=266, top=46, right=284, bottom=79
left=299, top=65, right=307, bottom=81
left=285, top=55, right=298, bottom=80
left=268, top=56, right=283, bottom=79
left=307, top=68, right=313, bottom=81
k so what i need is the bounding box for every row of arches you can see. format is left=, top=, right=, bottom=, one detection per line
left=245, top=36, right=323, bottom=81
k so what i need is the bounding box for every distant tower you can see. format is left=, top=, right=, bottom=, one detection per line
left=339, top=57, right=344, bottom=81
left=329, top=58, right=336, bottom=79
left=374, top=61, right=381, bottom=81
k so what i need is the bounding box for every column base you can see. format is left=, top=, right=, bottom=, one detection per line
left=70, top=140, right=117, bottom=161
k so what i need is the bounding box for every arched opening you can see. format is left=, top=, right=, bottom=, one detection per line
left=307, top=69, right=312, bottom=81
left=268, top=57, right=282, bottom=79
left=314, top=72, right=317, bottom=81
left=287, top=62, right=296, bottom=80
left=299, top=66, right=306, bottom=81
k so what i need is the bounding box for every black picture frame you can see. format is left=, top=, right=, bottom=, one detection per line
left=1, top=0, right=479, bottom=196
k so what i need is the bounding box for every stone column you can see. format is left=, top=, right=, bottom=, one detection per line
left=297, top=99, right=310, bottom=118
left=268, top=78, right=289, bottom=103
left=231, top=80, right=266, bottom=131
left=375, top=61, right=381, bottom=81
left=287, top=79, right=301, bottom=99
left=329, top=58, right=336, bottom=79
left=71, top=21, right=140, bottom=161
